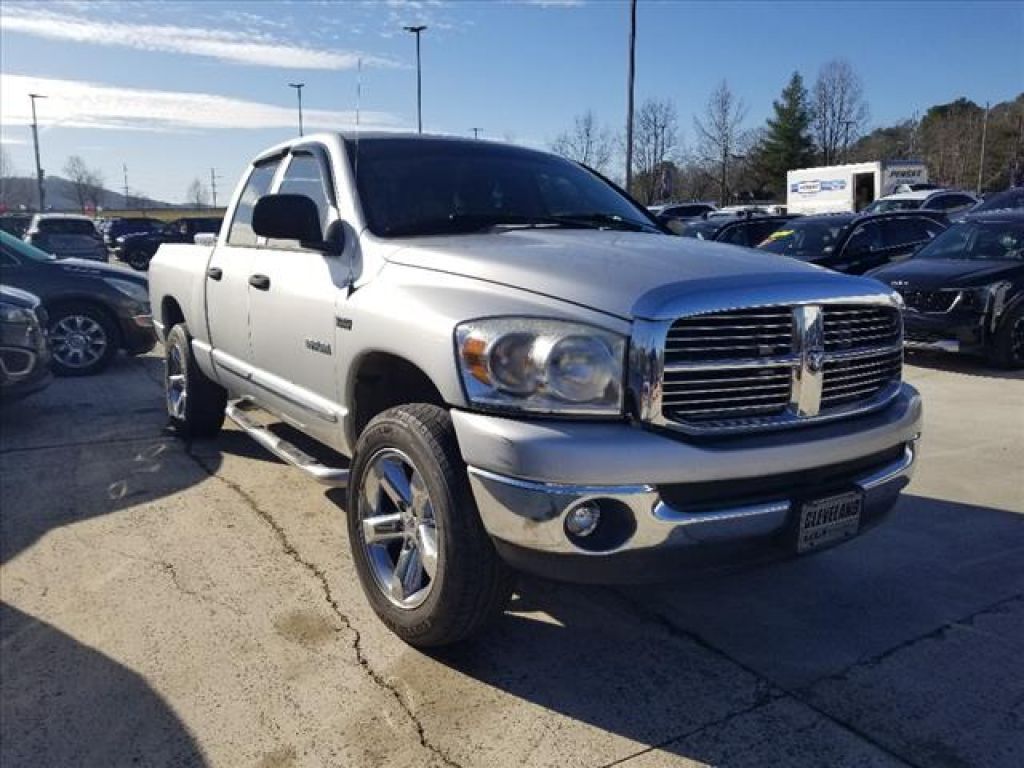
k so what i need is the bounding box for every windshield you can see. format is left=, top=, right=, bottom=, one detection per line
left=37, top=219, right=98, bottom=236
left=0, top=230, right=57, bottom=261
left=914, top=219, right=1024, bottom=261
left=972, top=188, right=1024, bottom=213
left=865, top=198, right=922, bottom=213
left=678, top=220, right=724, bottom=239
left=758, top=217, right=852, bottom=259
left=349, top=138, right=659, bottom=237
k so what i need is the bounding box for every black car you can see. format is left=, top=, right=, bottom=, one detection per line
left=966, top=187, right=1024, bottom=216
left=115, top=216, right=223, bottom=271
left=868, top=210, right=1024, bottom=368
left=102, top=217, right=164, bottom=249
left=757, top=211, right=948, bottom=274
left=0, top=231, right=156, bottom=375
left=0, top=285, right=52, bottom=401
left=0, top=214, right=33, bottom=239
left=652, top=202, right=718, bottom=228
left=675, top=213, right=797, bottom=247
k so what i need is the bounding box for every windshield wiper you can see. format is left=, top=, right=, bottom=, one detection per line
left=382, top=213, right=592, bottom=237
left=545, top=212, right=658, bottom=232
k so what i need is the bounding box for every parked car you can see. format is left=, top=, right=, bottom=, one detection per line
left=0, top=285, right=52, bottom=401
left=114, top=216, right=223, bottom=271
left=967, top=187, right=1024, bottom=216
left=757, top=211, right=948, bottom=274
left=0, top=213, right=33, bottom=239
left=864, top=189, right=979, bottom=216
left=868, top=210, right=1024, bottom=368
left=650, top=202, right=717, bottom=227
left=24, top=214, right=107, bottom=262
left=102, top=217, right=164, bottom=249
left=675, top=213, right=797, bottom=245
left=0, top=231, right=156, bottom=375
left=149, top=132, right=921, bottom=647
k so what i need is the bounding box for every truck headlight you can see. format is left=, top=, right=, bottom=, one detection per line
left=456, top=318, right=626, bottom=415
left=103, top=277, right=149, bottom=304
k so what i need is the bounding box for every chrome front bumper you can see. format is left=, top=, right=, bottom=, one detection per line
left=454, top=384, right=921, bottom=574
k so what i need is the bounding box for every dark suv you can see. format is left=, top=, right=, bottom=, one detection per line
left=757, top=211, right=948, bottom=274
left=114, top=216, right=223, bottom=271
left=869, top=210, right=1024, bottom=368
left=676, top=214, right=797, bottom=247
left=0, top=285, right=52, bottom=400
left=102, top=217, right=164, bottom=249
left=0, top=231, right=156, bottom=375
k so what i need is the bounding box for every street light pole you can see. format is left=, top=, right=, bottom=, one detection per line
left=404, top=25, right=427, bottom=133
left=624, top=0, right=637, bottom=194
left=288, top=83, right=305, bottom=137
left=29, top=93, right=47, bottom=212
left=471, top=128, right=481, bottom=140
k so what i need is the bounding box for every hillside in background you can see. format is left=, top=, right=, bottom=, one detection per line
left=0, top=174, right=174, bottom=213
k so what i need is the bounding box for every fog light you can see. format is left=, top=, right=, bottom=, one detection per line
left=565, top=503, right=601, bottom=537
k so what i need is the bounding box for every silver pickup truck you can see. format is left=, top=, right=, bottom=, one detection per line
left=149, top=133, right=922, bottom=646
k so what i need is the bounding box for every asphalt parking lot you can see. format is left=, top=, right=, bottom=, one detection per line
left=1, top=349, right=1022, bottom=768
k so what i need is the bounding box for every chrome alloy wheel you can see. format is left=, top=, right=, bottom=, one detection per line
left=166, top=341, right=187, bottom=419
left=357, top=448, right=439, bottom=609
left=50, top=314, right=108, bottom=369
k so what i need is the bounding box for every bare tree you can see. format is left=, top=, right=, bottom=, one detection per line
left=186, top=178, right=209, bottom=208
left=693, top=80, right=748, bottom=204
left=551, top=110, right=614, bottom=174
left=63, top=155, right=105, bottom=212
left=812, top=59, right=869, bottom=165
left=632, top=99, right=679, bottom=204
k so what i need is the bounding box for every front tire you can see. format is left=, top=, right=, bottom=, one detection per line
left=127, top=250, right=150, bottom=271
left=48, top=303, right=119, bottom=376
left=988, top=304, right=1024, bottom=369
left=347, top=404, right=514, bottom=647
left=164, top=323, right=227, bottom=438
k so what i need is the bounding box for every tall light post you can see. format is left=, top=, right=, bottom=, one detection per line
left=624, top=0, right=637, bottom=194
left=288, top=82, right=305, bottom=137
left=29, top=93, right=47, bottom=211
left=403, top=25, right=427, bottom=133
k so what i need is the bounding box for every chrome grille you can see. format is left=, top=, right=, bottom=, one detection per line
left=658, top=302, right=902, bottom=434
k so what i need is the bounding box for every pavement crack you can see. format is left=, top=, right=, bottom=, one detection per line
left=802, top=592, right=1024, bottom=688
left=185, top=447, right=463, bottom=768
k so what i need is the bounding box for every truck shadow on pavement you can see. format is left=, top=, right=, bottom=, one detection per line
left=423, top=493, right=1024, bottom=767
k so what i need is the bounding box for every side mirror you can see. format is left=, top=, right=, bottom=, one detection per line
left=253, top=194, right=340, bottom=254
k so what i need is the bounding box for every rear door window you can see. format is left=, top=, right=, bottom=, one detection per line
left=227, top=159, right=280, bottom=246
left=882, top=217, right=933, bottom=249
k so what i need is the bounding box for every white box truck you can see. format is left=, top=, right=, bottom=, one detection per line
left=787, top=161, right=928, bottom=215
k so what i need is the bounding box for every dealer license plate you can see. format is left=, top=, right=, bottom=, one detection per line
left=797, top=490, right=863, bottom=553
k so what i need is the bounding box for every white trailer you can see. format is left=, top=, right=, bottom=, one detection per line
left=786, top=160, right=928, bottom=215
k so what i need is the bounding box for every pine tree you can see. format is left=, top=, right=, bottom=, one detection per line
left=755, top=72, right=816, bottom=197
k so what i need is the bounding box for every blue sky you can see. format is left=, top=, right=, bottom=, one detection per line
left=2, top=0, right=1022, bottom=204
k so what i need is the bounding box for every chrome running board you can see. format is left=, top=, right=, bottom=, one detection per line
left=225, top=400, right=349, bottom=488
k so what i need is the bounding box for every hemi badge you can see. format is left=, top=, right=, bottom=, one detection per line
left=336, top=317, right=353, bottom=330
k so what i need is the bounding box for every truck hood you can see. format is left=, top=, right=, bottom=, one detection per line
left=385, top=230, right=890, bottom=320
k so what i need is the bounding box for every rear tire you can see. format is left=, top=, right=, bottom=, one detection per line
left=164, top=323, right=227, bottom=438
left=988, top=304, right=1024, bottom=369
left=127, top=250, right=150, bottom=271
left=347, top=404, right=514, bottom=647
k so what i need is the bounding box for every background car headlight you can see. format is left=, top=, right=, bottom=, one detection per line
left=456, top=318, right=626, bottom=415
left=0, top=303, right=36, bottom=324
left=959, top=281, right=1011, bottom=311
left=102, top=277, right=149, bottom=303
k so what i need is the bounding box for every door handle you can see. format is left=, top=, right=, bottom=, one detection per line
left=207, top=267, right=223, bottom=281
left=249, top=274, right=271, bottom=291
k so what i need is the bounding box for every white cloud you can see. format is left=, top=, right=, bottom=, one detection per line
left=0, top=74, right=402, bottom=133
left=0, top=7, right=399, bottom=70
left=0, top=135, right=27, bottom=145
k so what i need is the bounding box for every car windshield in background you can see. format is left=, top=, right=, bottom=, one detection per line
left=678, top=220, right=722, bottom=239
left=349, top=138, right=658, bottom=237
left=0, top=230, right=56, bottom=261
left=865, top=198, right=922, bottom=213
left=972, top=188, right=1024, bottom=213
left=38, top=219, right=97, bottom=236
left=758, top=217, right=852, bottom=259
left=914, top=219, right=1024, bottom=261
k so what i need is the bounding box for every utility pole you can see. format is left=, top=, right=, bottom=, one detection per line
left=288, top=82, right=305, bottom=137
left=210, top=168, right=221, bottom=208
left=29, top=93, right=46, bottom=212
left=471, top=128, right=481, bottom=139
left=403, top=25, right=427, bottom=133
left=624, top=0, right=637, bottom=194
left=977, top=101, right=990, bottom=194
left=122, top=163, right=130, bottom=209
left=841, top=119, right=856, bottom=163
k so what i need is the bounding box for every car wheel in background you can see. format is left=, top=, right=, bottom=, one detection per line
left=164, top=323, right=227, bottom=438
left=989, top=304, right=1024, bottom=369
left=127, top=250, right=150, bottom=271
left=347, top=403, right=514, bottom=647
left=48, top=303, right=119, bottom=376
